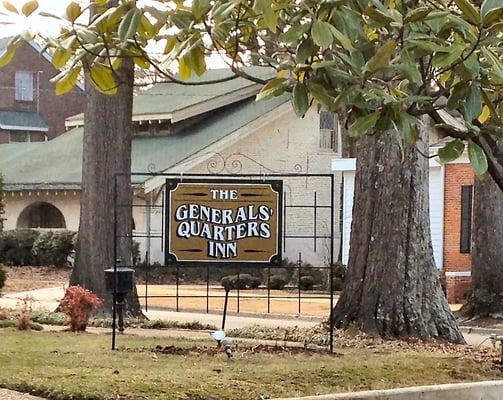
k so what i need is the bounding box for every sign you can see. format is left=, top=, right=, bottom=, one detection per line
left=165, top=179, right=282, bottom=265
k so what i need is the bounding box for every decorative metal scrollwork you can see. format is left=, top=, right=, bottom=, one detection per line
left=205, top=152, right=304, bottom=175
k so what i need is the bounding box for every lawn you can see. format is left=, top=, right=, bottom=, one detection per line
left=0, top=329, right=501, bottom=400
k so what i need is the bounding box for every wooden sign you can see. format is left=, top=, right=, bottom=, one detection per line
left=165, top=179, right=282, bottom=265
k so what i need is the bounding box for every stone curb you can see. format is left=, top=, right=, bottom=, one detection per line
left=460, top=326, right=503, bottom=336
left=273, top=380, right=503, bottom=400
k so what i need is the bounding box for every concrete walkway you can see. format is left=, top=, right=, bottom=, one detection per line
left=0, top=286, right=321, bottom=329
left=0, top=389, right=45, bottom=400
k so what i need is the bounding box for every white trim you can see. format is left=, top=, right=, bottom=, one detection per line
left=65, top=84, right=262, bottom=128
left=438, top=163, right=445, bottom=268
left=445, top=271, right=471, bottom=277
left=331, top=158, right=356, bottom=171
left=332, top=157, right=442, bottom=172
left=0, top=124, right=48, bottom=132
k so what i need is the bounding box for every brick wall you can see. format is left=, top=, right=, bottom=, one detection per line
left=443, top=163, right=474, bottom=303
left=0, top=42, right=85, bottom=139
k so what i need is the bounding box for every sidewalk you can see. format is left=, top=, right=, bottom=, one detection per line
left=0, top=286, right=321, bottom=329
left=0, top=389, right=45, bottom=400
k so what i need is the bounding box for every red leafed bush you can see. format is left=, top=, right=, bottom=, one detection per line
left=59, top=286, right=102, bottom=332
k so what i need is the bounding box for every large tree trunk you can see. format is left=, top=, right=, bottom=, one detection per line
left=70, top=55, right=141, bottom=315
left=335, top=127, right=464, bottom=343
left=463, top=141, right=503, bottom=317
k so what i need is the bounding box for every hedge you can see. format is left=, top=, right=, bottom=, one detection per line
left=0, top=230, right=76, bottom=267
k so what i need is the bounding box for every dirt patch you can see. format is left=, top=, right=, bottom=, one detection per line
left=123, top=343, right=342, bottom=357
left=2, top=266, right=70, bottom=293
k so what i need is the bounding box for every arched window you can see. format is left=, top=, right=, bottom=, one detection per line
left=17, top=202, right=66, bottom=229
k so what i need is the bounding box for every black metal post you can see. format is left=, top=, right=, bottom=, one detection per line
left=176, top=265, right=179, bottom=312
left=222, top=288, right=230, bottom=330
left=314, top=192, right=317, bottom=252
left=206, top=265, right=210, bottom=313
left=329, top=174, right=335, bottom=352
left=267, top=266, right=271, bottom=314
left=112, top=175, right=118, bottom=351
left=117, top=300, right=125, bottom=333
left=237, top=270, right=240, bottom=313
left=298, top=252, right=302, bottom=314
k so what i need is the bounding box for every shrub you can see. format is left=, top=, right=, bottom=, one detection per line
left=17, top=295, right=35, bottom=331
left=32, top=231, right=76, bottom=267
left=220, top=274, right=261, bottom=290
left=269, top=275, right=287, bottom=290
left=249, top=276, right=261, bottom=289
left=332, top=262, right=347, bottom=292
left=299, top=275, right=315, bottom=291
left=0, top=230, right=40, bottom=265
left=59, top=286, right=102, bottom=332
left=0, top=264, right=6, bottom=290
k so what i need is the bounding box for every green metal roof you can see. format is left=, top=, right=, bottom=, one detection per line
left=0, top=95, right=289, bottom=190
left=66, top=66, right=274, bottom=124
left=0, top=111, right=48, bottom=132
left=134, top=66, right=273, bottom=116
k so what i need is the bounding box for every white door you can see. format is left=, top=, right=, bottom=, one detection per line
left=341, top=163, right=444, bottom=268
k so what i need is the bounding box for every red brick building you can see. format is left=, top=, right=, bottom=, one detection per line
left=0, top=37, right=84, bottom=143
left=334, top=156, right=476, bottom=304
left=443, top=163, right=474, bottom=303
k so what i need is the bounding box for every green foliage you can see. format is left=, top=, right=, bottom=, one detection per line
left=0, top=230, right=75, bottom=266
left=221, top=274, right=261, bottom=290
left=32, top=231, right=76, bottom=267
left=6, top=0, right=503, bottom=181
left=0, top=264, right=6, bottom=290
left=299, top=275, right=315, bottom=291
left=332, top=262, right=347, bottom=292
left=269, top=275, right=287, bottom=290
left=0, top=174, right=4, bottom=232
left=0, top=230, right=40, bottom=266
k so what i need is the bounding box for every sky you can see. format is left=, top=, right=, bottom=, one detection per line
left=0, top=0, right=74, bottom=38
left=0, top=0, right=228, bottom=69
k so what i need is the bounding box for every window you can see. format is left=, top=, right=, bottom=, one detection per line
left=15, top=71, right=34, bottom=101
left=319, top=111, right=339, bottom=152
left=17, top=202, right=66, bottom=229
left=460, top=185, right=473, bottom=253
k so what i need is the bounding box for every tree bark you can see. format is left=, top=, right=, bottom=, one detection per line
left=70, top=57, right=141, bottom=315
left=334, top=127, right=465, bottom=343
left=462, top=141, right=503, bottom=318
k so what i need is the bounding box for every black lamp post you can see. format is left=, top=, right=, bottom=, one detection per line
left=105, top=260, right=135, bottom=350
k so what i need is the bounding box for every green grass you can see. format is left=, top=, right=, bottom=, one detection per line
left=0, top=329, right=501, bottom=400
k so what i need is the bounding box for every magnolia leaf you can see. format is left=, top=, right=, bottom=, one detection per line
left=52, top=48, right=72, bottom=69
left=432, top=45, right=465, bottom=68
left=164, top=36, right=178, bottom=54
left=438, top=139, right=465, bottom=163
left=397, top=112, right=420, bottom=145
left=296, top=38, right=315, bottom=64
left=178, top=57, right=192, bottom=80
left=139, top=15, right=156, bottom=40
left=134, top=57, right=150, bottom=69
left=306, top=81, right=334, bottom=111
left=462, top=83, right=482, bottom=122
left=192, top=0, right=210, bottom=19
left=365, top=41, right=397, bottom=73
left=404, top=7, right=431, bottom=23
left=328, top=25, right=353, bottom=51
left=292, top=83, right=309, bottom=117
left=89, top=65, right=117, bottom=95
left=55, top=67, right=81, bottom=96
left=256, top=78, right=287, bottom=101
left=478, top=105, right=491, bottom=123
left=468, top=140, right=488, bottom=176
left=481, top=47, right=503, bottom=81
left=348, top=112, right=380, bottom=137
left=21, top=0, right=38, bottom=17
left=454, top=0, right=481, bottom=25
left=482, top=0, right=503, bottom=16
left=311, top=20, right=333, bottom=50
left=0, top=43, right=16, bottom=67
left=65, top=2, right=81, bottom=22
left=2, top=1, right=17, bottom=13
left=281, top=24, right=307, bottom=45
